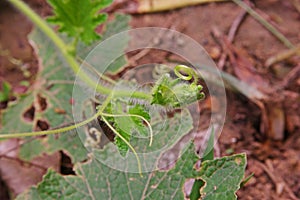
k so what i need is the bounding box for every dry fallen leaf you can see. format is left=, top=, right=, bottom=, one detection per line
left=224, top=40, right=286, bottom=140
left=105, top=0, right=226, bottom=13
left=0, top=139, right=60, bottom=196
left=224, top=39, right=270, bottom=92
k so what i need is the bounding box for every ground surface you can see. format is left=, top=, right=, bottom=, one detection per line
left=0, top=0, right=299, bottom=199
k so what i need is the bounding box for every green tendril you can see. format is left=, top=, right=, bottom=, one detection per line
left=174, top=65, right=198, bottom=84
left=0, top=112, right=97, bottom=139
left=101, top=116, right=143, bottom=177
left=101, top=113, right=153, bottom=146
left=0, top=93, right=113, bottom=139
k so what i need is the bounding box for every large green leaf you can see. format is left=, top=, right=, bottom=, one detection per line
left=89, top=108, right=194, bottom=173
left=17, top=143, right=246, bottom=200
left=1, top=94, right=34, bottom=134
left=0, top=14, right=132, bottom=163
left=199, top=154, right=246, bottom=200
left=0, top=27, right=87, bottom=162
left=47, top=0, right=113, bottom=44
left=78, top=14, right=131, bottom=75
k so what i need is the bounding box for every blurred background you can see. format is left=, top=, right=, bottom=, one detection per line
left=0, top=0, right=299, bottom=199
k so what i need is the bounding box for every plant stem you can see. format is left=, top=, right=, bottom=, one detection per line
left=0, top=114, right=93, bottom=138
left=8, top=0, right=151, bottom=101
left=0, top=92, right=113, bottom=139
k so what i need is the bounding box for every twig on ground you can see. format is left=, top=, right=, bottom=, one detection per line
left=232, top=0, right=294, bottom=49
left=113, top=26, right=166, bottom=74
left=0, top=45, right=23, bottom=67
left=265, top=44, right=300, bottom=67
left=290, top=0, right=300, bottom=13
left=256, top=160, right=299, bottom=200
left=254, top=6, right=287, bottom=35
left=217, top=9, right=247, bottom=69
left=277, top=64, right=300, bottom=90
left=227, top=9, right=247, bottom=41
left=125, top=20, right=183, bottom=68
left=106, top=0, right=227, bottom=13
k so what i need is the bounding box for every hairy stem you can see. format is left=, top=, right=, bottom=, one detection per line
left=8, top=0, right=151, bottom=100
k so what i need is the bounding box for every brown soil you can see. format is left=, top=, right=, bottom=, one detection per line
left=0, top=0, right=299, bottom=199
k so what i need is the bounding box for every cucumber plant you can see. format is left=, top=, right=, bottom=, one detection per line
left=0, top=0, right=247, bottom=199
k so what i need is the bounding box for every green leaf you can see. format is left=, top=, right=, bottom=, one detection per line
left=91, top=108, right=193, bottom=174
left=240, top=173, right=254, bottom=188
left=190, top=127, right=215, bottom=200
left=17, top=143, right=197, bottom=200
left=102, top=14, right=131, bottom=40
left=101, top=102, right=151, bottom=157
left=1, top=94, right=34, bottom=134
left=47, top=0, right=113, bottom=44
left=17, top=143, right=246, bottom=200
left=113, top=103, right=151, bottom=157
left=129, top=104, right=150, bottom=121
left=202, top=126, right=215, bottom=162
left=114, top=127, right=131, bottom=157
left=30, top=29, right=88, bottom=163
left=151, top=74, right=205, bottom=108
left=78, top=14, right=131, bottom=74
left=0, top=14, right=131, bottom=162
left=0, top=81, right=11, bottom=102
left=199, top=154, right=247, bottom=200
left=0, top=28, right=87, bottom=162
left=128, top=104, right=150, bottom=137
left=19, top=139, right=45, bottom=161
left=190, top=180, right=205, bottom=200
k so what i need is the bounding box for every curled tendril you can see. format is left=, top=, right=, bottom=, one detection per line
left=151, top=65, right=204, bottom=108
left=174, top=65, right=198, bottom=84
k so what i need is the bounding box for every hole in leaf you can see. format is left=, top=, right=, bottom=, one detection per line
left=235, top=157, right=242, bottom=165
left=23, top=104, right=35, bottom=122
left=37, top=94, right=47, bottom=111
left=0, top=101, right=8, bottom=110
left=36, top=119, right=49, bottom=131
left=60, top=151, right=75, bottom=175
left=97, top=117, right=115, bottom=142
left=0, top=176, right=9, bottom=200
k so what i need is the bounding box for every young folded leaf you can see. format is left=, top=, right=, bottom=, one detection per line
left=151, top=73, right=205, bottom=108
